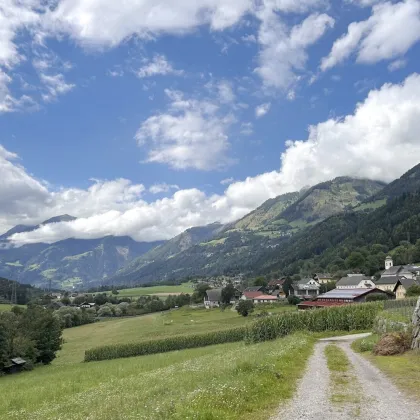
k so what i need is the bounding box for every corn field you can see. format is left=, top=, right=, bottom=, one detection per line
left=85, top=327, right=247, bottom=362
left=383, top=298, right=418, bottom=322
left=245, top=302, right=383, bottom=343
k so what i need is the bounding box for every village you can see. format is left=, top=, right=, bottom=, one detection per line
left=204, top=255, right=420, bottom=309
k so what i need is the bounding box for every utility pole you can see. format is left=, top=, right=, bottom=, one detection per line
left=11, top=281, right=17, bottom=305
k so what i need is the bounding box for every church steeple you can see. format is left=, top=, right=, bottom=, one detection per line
left=385, top=255, right=393, bottom=270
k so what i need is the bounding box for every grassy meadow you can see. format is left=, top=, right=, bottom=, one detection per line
left=0, top=332, right=318, bottom=420
left=0, top=301, right=368, bottom=419
left=0, top=304, right=25, bottom=312
left=109, top=282, right=194, bottom=297
left=55, top=305, right=296, bottom=364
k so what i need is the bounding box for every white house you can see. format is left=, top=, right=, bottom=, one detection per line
left=289, top=278, right=320, bottom=298
left=336, top=274, right=375, bottom=289
left=252, top=295, right=278, bottom=304
left=204, top=289, right=222, bottom=309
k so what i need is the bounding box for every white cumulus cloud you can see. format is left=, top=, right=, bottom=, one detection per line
left=321, top=0, right=420, bottom=71
left=135, top=89, right=236, bottom=170
left=256, top=10, right=334, bottom=90
left=255, top=103, right=271, bottom=118
left=137, top=54, right=184, bottom=78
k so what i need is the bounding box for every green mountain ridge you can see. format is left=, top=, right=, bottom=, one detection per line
left=109, top=176, right=386, bottom=286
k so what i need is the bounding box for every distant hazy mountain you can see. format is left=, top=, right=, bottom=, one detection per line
left=0, top=215, right=163, bottom=289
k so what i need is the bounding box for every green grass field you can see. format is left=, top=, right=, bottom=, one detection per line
left=109, top=282, right=195, bottom=297
left=0, top=332, right=316, bottom=420
left=56, top=305, right=296, bottom=364
left=0, top=304, right=25, bottom=312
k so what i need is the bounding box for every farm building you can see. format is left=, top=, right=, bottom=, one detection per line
left=204, top=289, right=222, bottom=308
left=289, top=278, right=320, bottom=299
left=252, top=295, right=278, bottom=304
left=336, top=274, right=375, bottom=289
left=297, top=288, right=392, bottom=310
left=3, top=357, right=27, bottom=374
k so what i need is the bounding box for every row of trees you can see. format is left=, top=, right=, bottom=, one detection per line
left=0, top=305, right=62, bottom=371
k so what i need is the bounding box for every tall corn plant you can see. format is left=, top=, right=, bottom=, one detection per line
left=246, top=302, right=383, bottom=343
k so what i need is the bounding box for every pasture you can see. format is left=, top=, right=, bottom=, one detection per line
left=55, top=305, right=296, bottom=364
left=108, top=282, right=194, bottom=297
left=0, top=332, right=316, bottom=420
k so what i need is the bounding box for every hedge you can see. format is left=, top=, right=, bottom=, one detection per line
left=246, top=302, right=383, bottom=343
left=85, top=327, right=247, bottom=362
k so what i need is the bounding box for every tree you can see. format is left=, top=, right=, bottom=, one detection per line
left=365, top=293, right=389, bottom=302
left=61, top=296, right=71, bottom=305
left=221, top=283, right=236, bottom=304
left=320, top=281, right=336, bottom=294
left=111, top=288, right=119, bottom=295
left=94, top=293, right=108, bottom=306
left=287, top=295, right=300, bottom=305
left=236, top=300, right=254, bottom=317
left=406, top=285, right=420, bottom=297
left=192, top=283, right=211, bottom=303
left=20, top=306, right=62, bottom=365
left=253, top=276, right=268, bottom=288
left=345, top=251, right=365, bottom=269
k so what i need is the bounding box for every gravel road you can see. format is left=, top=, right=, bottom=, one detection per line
left=272, top=333, right=420, bottom=420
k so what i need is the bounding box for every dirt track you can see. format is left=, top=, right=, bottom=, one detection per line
left=273, top=333, right=420, bottom=420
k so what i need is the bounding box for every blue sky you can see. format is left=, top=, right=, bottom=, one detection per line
left=1, top=0, right=420, bottom=244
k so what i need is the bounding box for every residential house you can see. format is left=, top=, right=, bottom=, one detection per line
left=336, top=274, right=375, bottom=289
left=240, top=287, right=262, bottom=300
left=289, top=278, right=320, bottom=299
left=297, top=287, right=393, bottom=310
left=252, top=295, right=278, bottom=304
left=204, top=289, right=222, bottom=308
left=393, top=277, right=420, bottom=300
left=267, top=279, right=286, bottom=297
left=375, top=276, right=404, bottom=293
left=313, top=273, right=333, bottom=284
left=79, top=302, right=96, bottom=309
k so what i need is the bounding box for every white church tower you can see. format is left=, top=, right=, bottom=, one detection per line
left=385, top=255, right=393, bottom=270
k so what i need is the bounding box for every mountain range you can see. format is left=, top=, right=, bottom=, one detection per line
left=2, top=164, right=420, bottom=289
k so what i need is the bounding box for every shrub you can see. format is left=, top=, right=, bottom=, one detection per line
left=287, top=295, right=300, bottom=305
left=97, top=305, right=113, bottom=317
left=246, top=302, right=383, bottom=343
left=237, top=300, right=254, bottom=317
left=85, top=327, right=246, bottom=362
left=366, top=293, right=389, bottom=302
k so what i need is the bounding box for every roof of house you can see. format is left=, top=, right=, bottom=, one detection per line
left=298, top=301, right=349, bottom=308
left=205, top=289, right=222, bottom=302
left=253, top=294, right=278, bottom=300
left=11, top=357, right=26, bottom=365
left=291, top=279, right=320, bottom=290
left=336, top=275, right=373, bottom=287
left=317, top=288, right=388, bottom=300
left=315, top=273, right=332, bottom=278
left=395, top=277, right=420, bottom=289
left=243, top=291, right=263, bottom=299
left=268, top=279, right=285, bottom=286
left=376, top=275, right=404, bottom=285
left=244, top=286, right=264, bottom=292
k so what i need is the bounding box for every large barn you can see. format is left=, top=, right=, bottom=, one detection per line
left=297, top=287, right=392, bottom=310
